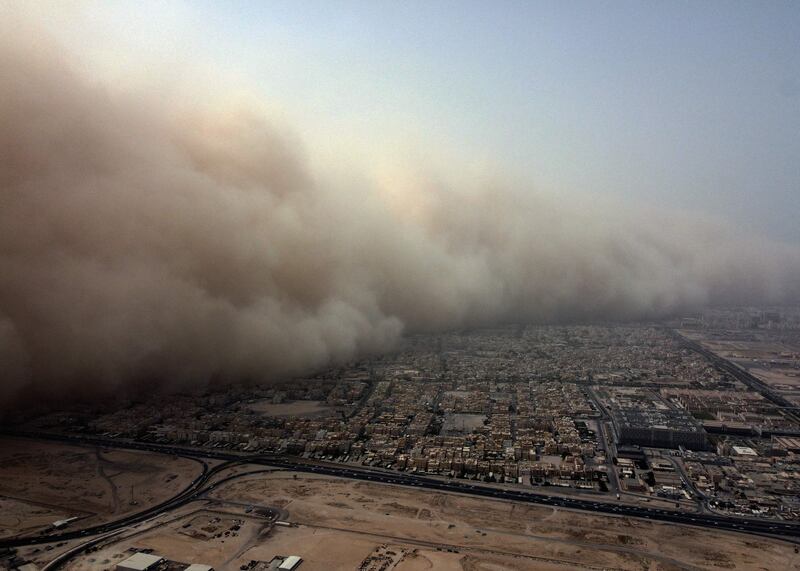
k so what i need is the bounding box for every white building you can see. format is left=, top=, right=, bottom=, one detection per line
left=116, top=552, right=164, bottom=571
left=732, top=445, right=758, bottom=456
left=51, top=517, right=79, bottom=529
left=184, top=565, right=214, bottom=571
left=278, top=556, right=303, bottom=570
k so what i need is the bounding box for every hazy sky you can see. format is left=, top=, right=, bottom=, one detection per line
left=51, top=0, right=800, bottom=242
left=3, top=1, right=800, bottom=404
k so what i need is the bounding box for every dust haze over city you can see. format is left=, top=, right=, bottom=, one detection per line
left=2, top=3, right=800, bottom=571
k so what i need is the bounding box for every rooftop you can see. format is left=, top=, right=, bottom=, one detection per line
left=117, top=552, right=164, bottom=571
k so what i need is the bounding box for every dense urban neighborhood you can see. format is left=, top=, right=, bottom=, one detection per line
left=14, top=308, right=800, bottom=524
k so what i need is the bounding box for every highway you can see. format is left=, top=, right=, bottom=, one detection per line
left=2, top=430, right=800, bottom=549
left=584, top=386, right=621, bottom=496
left=671, top=330, right=800, bottom=422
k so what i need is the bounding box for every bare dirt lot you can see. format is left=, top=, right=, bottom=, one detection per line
left=63, top=470, right=800, bottom=571
left=245, top=400, right=336, bottom=418
left=0, top=437, right=203, bottom=538
left=442, top=413, right=487, bottom=434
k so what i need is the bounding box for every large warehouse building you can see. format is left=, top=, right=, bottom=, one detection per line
left=613, top=408, right=709, bottom=451
left=116, top=553, right=164, bottom=571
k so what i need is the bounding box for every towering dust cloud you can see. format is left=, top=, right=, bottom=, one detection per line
left=1, top=17, right=798, bottom=407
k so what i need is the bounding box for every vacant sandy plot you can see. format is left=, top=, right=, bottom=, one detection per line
left=396, top=549, right=611, bottom=571
left=442, top=414, right=487, bottom=434
left=0, top=437, right=203, bottom=537
left=746, top=366, right=800, bottom=390
left=58, top=469, right=800, bottom=571
left=0, top=496, right=74, bottom=538
left=204, top=472, right=799, bottom=570
left=246, top=400, right=336, bottom=418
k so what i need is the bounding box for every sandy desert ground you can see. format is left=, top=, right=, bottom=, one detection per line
left=59, top=470, right=800, bottom=571
left=0, top=437, right=203, bottom=538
